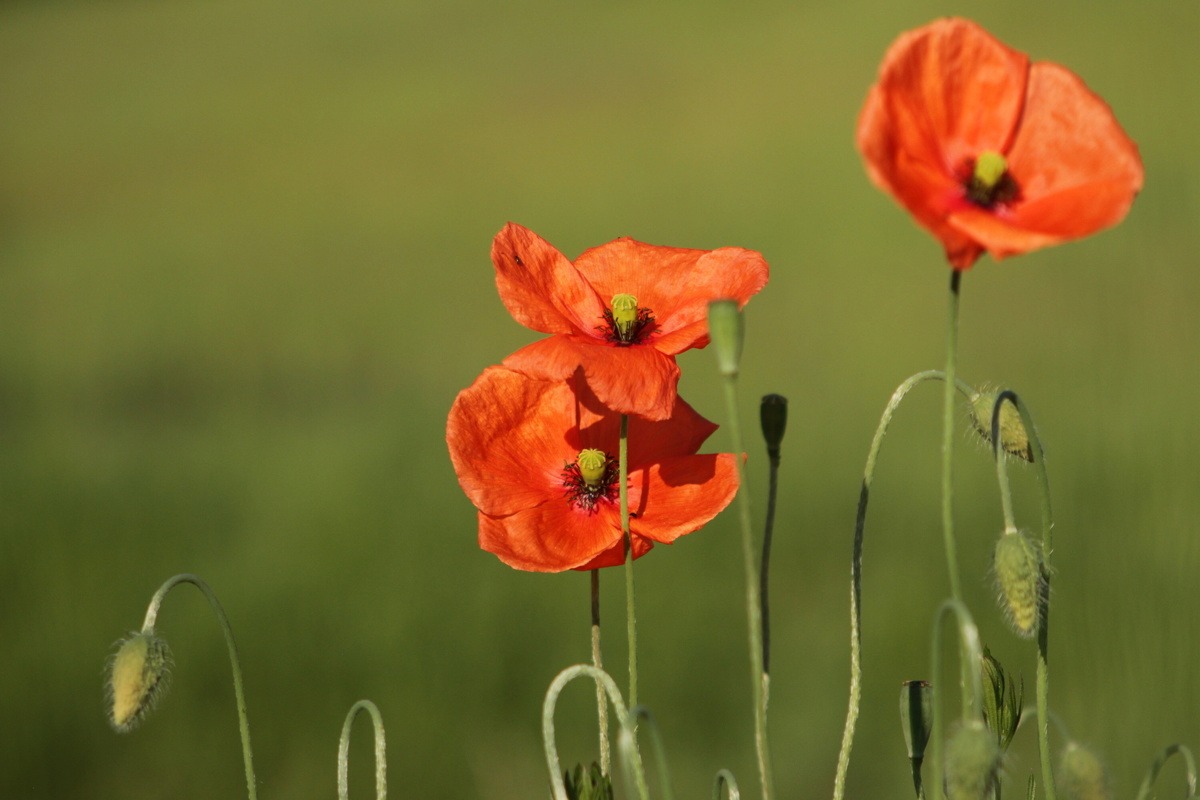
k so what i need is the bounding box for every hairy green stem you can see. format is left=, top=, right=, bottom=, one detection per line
left=591, top=569, right=611, bottom=774
left=1134, top=743, right=1198, bottom=800
left=713, top=769, right=742, bottom=800
left=833, top=371, right=975, bottom=800
left=620, top=414, right=638, bottom=711
left=337, top=699, right=387, bottom=800
left=141, top=573, right=257, bottom=800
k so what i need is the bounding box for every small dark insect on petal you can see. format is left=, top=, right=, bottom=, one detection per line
left=513, top=253, right=524, bottom=266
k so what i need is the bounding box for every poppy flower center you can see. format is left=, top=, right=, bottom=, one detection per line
left=562, top=448, right=618, bottom=511
left=965, top=150, right=1020, bottom=209
left=599, top=293, right=657, bottom=346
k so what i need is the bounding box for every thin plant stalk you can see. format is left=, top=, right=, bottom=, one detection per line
left=337, top=699, right=387, bottom=800
left=141, top=573, right=257, bottom=800
left=760, top=405, right=782, bottom=700
left=833, top=371, right=975, bottom=800
left=927, top=598, right=985, bottom=800
left=543, top=664, right=649, bottom=800
left=620, top=414, right=638, bottom=710
left=630, top=706, right=676, bottom=800
left=1133, top=743, right=1198, bottom=800
left=719, top=373, right=775, bottom=800
left=591, top=569, right=611, bottom=774
left=991, top=391, right=1056, bottom=800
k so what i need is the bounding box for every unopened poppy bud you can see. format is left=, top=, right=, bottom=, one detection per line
left=107, top=631, right=172, bottom=732
left=973, top=151, right=1008, bottom=191
left=900, top=680, right=933, bottom=761
left=970, top=391, right=1034, bottom=463
left=1058, top=742, right=1111, bottom=800
left=708, top=300, right=743, bottom=377
left=993, top=529, right=1044, bottom=638
left=576, top=449, right=607, bottom=486
left=945, top=720, right=1002, bottom=800
left=610, top=294, right=638, bottom=340
left=760, top=394, right=788, bottom=460
left=563, top=761, right=614, bottom=800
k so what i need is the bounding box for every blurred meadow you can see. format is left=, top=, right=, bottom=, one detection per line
left=2, top=0, right=1198, bottom=798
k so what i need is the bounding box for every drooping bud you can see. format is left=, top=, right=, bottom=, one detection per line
left=107, top=631, right=172, bottom=732
left=945, top=720, right=1002, bottom=800
left=900, top=680, right=934, bottom=761
left=969, top=390, right=1034, bottom=463
left=1058, top=742, right=1112, bottom=800
left=980, top=647, right=1022, bottom=750
left=708, top=299, right=743, bottom=378
left=760, top=394, right=788, bottom=461
left=993, top=529, right=1045, bottom=638
left=576, top=449, right=607, bottom=486
left=563, top=762, right=614, bottom=800
left=610, top=294, right=639, bottom=341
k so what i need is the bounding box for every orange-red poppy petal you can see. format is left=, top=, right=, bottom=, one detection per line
left=478, top=506, right=622, bottom=572
left=572, top=533, right=655, bottom=571
left=492, top=223, right=606, bottom=336
left=504, top=337, right=681, bottom=421
left=447, top=367, right=574, bottom=517
left=573, top=239, right=770, bottom=351
left=627, top=454, right=739, bottom=544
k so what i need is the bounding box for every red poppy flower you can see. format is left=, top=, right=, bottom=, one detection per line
left=446, top=366, right=739, bottom=572
left=491, top=223, right=769, bottom=421
left=857, top=17, right=1144, bottom=269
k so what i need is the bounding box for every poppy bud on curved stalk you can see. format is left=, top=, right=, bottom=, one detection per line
left=945, top=720, right=1002, bottom=800
left=993, top=529, right=1045, bottom=638
left=970, top=390, right=1034, bottom=463
left=107, top=631, right=172, bottom=732
left=900, top=680, right=934, bottom=761
left=760, top=394, right=788, bottom=460
left=1058, top=742, right=1112, bottom=800
left=708, top=300, right=743, bottom=378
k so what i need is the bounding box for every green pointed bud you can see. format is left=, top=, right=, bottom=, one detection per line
left=1058, top=742, right=1112, bottom=800
left=973, top=151, right=1008, bottom=192
left=980, top=647, right=1023, bottom=750
left=970, top=391, right=1033, bottom=463
left=563, top=762, right=614, bottom=800
left=760, top=394, right=788, bottom=460
left=708, top=299, right=743, bottom=378
left=576, top=449, right=607, bottom=486
left=900, top=680, right=934, bottom=761
left=107, top=631, right=172, bottom=732
left=993, top=529, right=1044, bottom=638
left=945, top=720, right=1002, bottom=800
left=610, top=294, right=639, bottom=340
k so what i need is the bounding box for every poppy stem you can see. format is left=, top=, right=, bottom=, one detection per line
left=591, top=569, right=611, bottom=774
left=141, top=573, right=258, bottom=800
left=337, top=699, right=387, bottom=800
left=620, top=414, right=639, bottom=712
left=941, top=270, right=970, bottom=714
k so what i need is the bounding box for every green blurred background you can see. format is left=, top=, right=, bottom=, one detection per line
left=2, top=1, right=1197, bottom=798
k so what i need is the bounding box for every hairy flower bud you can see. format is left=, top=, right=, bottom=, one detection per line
left=945, top=720, right=1002, bottom=800
left=969, top=390, right=1034, bottom=463
left=107, top=631, right=172, bottom=732
left=1058, top=742, right=1112, bottom=800
left=993, top=529, right=1045, bottom=638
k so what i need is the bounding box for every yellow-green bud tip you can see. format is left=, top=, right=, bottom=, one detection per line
left=973, top=151, right=1008, bottom=191
left=107, top=631, right=172, bottom=732
left=576, top=449, right=607, bottom=486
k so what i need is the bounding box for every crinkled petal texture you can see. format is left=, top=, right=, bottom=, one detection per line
left=447, top=366, right=738, bottom=572
left=857, top=17, right=1143, bottom=269
left=492, top=222, right=768, bottom=420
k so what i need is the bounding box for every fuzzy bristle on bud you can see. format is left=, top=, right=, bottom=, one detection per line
left=945, top=720, right=1002, bottom=800
left=107, top=631, right=172, bottom=732
left=969, top=391, right=1034, bottom=463
left=993, top=529, right=1045, bottom=638
left=1058, top=742, right=1112, bottom=800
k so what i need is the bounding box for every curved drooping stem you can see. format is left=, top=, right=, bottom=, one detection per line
left=713, top=769, right=742, bottom=800
left=141, top=573, right=257, bottom=800
left=629, top=706, right=676, bottom=800
left=833, top=371, right=975, bottom=800
left=337, top=699, right=387, bottom=800
left=543, top=664, right=649, bottom=800
left=1134, top=743, right=1198, bottom=800
left=927, top=599, right=985, bottom=800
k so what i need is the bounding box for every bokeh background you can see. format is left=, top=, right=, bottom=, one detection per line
left=3, top=1, right=1198, bottom=798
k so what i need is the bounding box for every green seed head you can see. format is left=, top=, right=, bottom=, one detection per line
left=610, top=294, right=639, bottom=339
left=107, top=631, right=172, bottom=732
left=973, top=151, right=1009, bottom=192
left=576, top=449, right=608, bottom=486
left=1058, top=742, right=1112, bottom=800
left=993, top=529, right=1045, bottom=638
left=970, top=390, right=1034, bottom=463
left=945, top=720, right=1002, bottom=800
